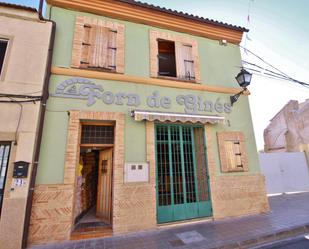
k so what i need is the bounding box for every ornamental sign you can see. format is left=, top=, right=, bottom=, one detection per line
left=51, top=78, right=232, bottom=114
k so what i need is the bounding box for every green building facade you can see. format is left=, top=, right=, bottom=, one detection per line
left=28, top=0, right=269, bottom=245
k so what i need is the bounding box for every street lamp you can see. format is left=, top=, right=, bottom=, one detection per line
left=230, top=69, right=252, bottom=106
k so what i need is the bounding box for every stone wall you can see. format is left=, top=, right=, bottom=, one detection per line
left=28, top=184, right=74, bottom=244
left=210, top=175, right=269, bottom=219
left=264, top=99, right=309, bottom=152
left=112, top=121, right=156, bottom=234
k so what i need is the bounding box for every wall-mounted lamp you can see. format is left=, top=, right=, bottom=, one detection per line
left=230, top=69, right=252, bottom=106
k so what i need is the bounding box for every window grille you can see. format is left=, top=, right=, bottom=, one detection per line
left=81, top=125, right=114, bottom=144
left=156, top=125, right=210, bottom=206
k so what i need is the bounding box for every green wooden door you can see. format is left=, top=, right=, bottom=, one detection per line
left=155, top=124, right=212, bottom=223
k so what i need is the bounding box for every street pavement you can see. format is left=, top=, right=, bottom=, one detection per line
left=253, top=235, right=309, bottom=249
left=28, top=192, right=309, bottom=249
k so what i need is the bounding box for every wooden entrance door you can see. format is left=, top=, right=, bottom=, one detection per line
left=96, top=148, right=113, bottom=224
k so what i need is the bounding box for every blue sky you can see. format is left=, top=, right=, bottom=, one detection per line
left=6, top=0, right=39, bottom=7
left=4, top=0, right=309, bottom=149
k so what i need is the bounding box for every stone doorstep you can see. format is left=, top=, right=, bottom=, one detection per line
left=209, top=223, right=309, bottom=249
left=157, top=216, right=213, bottom=229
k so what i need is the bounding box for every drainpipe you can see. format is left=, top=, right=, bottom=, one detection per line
left=21, top=1, right=56, bottom=248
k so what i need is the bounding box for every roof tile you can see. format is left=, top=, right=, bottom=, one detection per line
left=118, top=0, right=248, bottom=32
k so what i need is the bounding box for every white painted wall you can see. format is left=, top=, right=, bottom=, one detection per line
left=259, top=152, right=309, bottom=194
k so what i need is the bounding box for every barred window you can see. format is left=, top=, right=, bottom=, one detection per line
left=81, top=125, right=114, bottom=144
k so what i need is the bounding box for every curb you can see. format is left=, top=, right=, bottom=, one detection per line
left=210, top=223, right=309, bottom=249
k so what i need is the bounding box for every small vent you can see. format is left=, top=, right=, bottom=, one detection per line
left=81, top=125, right=114, bottom=144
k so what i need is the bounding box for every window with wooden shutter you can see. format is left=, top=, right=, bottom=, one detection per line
left=72, top=16, right=125, bottom=73
left=150, top=30, right=201, bottom=83
left=217, top=132, right=249, bottom=173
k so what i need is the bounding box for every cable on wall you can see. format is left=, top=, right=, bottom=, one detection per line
left=7, top=97, right=23, bottom=145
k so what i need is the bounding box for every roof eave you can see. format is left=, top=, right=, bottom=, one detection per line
left=118, top=0, right=249, bottom=32
left=47, top=0, right=247, bottom=44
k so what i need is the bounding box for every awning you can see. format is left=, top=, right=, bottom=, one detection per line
left=131, top=110, right=225, bottom=124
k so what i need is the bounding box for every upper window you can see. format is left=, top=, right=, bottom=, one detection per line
left=0, top=39, right=8, bottom=77
left=71, top=16, right=125, bottom=74
left=150, top=30, right=200, bottom=82
left=157, top=40, right=176, bottom=77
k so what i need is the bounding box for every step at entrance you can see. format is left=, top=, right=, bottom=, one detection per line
left=71, top=221, right=112, bottom=240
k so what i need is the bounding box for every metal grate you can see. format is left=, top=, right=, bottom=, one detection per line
left=81, top=125, right=114, bottom=144
left=182, top=127, right=196, bottom=203
left=156, top=125, right=210, bottom=207
left=156, top=125, right=171, bottom=206
left=171, top=126, right=183, bottom=205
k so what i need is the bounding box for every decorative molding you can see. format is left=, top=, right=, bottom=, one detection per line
left=51, top=67, right=250, bottom=95
left=46, top=0, right=244, bottom=44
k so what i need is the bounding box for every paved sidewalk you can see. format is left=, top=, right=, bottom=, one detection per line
left=29, top=192, right=309, bottom=249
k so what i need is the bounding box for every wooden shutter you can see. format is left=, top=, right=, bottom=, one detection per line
left=175, top=42, right=195, bottom=80
left=224, top=141, right=237, bottom=170
left=72, top=16, right=100, bottom=69
left=87, top=19, right=109, bottom=69
left=80, top=22, right=92, bottom=68
left=115, top=24, right=125, bottom=73
left=233, top=141, right=243, bottom=170
left=217, top=132, right=249, bottom=173
left=183, top=44, right=195, bottom=80
left=72, top=16, right=125, bottom=73
left=224, top=140, right=244, bottom=171
left=107, top=29, right=117, bottom=70
left=175, top=41, right=186, bottom=79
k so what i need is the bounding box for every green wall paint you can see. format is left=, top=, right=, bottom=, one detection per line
left=36, top=6, right=259, bottom=184
left=37, top=111, right=68, bottom=184
left=125, top=24, right=150, bottom=77
left=125, top=115, right=146, bottom=163
left=36, top=74, right=259, bottom=184
left=48, top=6, right=242, bottom=87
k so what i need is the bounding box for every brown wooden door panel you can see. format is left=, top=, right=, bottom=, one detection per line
left=96, top=148, right=113, bottom=224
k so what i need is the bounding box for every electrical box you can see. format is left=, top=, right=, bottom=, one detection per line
left=13, top=161, right=29, bottom=178
left=124, top=162, right=149, bottom=183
